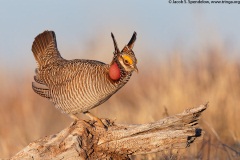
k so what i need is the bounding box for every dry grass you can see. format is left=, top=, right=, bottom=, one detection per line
left=0, top=46, right=240, bottom=159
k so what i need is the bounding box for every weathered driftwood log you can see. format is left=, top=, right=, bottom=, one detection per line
left=11, top=104, right=207, bottom=160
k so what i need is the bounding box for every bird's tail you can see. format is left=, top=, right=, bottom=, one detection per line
left=32, top=30, right=62, bottom=68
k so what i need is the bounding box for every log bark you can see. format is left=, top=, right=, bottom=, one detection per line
left=11, top=104, right=207, bottom=160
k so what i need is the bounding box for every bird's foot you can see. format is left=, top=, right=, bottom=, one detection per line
left=93, top=117, right=108, bottom=129
left=84, top=111, right=108, bottom=130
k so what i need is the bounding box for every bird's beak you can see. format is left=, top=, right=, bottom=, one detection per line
left=133, top=65, right=138, bottom=73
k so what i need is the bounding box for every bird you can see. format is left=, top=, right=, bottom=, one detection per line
left=31, top=30, right=138, bottom=127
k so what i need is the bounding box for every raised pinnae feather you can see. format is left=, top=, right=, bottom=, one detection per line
left=111, top=32, right=120, bottom=54
left=127, top=32, right=137, bottom=49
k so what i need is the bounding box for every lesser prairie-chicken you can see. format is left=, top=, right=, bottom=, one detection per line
left=32, top=31, right=138, bottom=127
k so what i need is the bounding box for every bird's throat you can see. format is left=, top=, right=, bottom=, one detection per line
left=109, top=62, right=121, bottom=81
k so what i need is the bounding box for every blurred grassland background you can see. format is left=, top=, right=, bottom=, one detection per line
left=1, top=46, right=240, bottom=159
left=1, top=1, right=240, bottom=159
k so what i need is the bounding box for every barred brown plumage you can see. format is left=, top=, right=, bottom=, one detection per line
left=31, top=30, right=138, bottom=126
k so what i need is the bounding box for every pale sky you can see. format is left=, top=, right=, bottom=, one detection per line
left=0, top=1, right=240, bottom=73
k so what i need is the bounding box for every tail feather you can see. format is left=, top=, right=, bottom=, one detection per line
left=34, top=75, right=44, bottom=85
left=32, top=30, right=61, bottom=99
left=32, top=30, right=61, bottom=67
left=32, top=82, right=51, bottom=99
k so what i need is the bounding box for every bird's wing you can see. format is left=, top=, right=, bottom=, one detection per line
left=32, top=59, right=83, bottom=99
left=40, top=59, right=106, bottom=87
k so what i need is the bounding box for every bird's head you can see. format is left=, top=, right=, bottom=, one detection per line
left=111, top=32, right=138, bottom=73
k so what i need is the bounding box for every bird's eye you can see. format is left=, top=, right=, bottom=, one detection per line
left=122, top=54, right=133, bottom=65
left=124, top=59, right=129, bottom=65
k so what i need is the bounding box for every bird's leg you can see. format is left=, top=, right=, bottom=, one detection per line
left=83, top=111, right=107, bottom=129
left=69, top=114, right=79, bottom=124
left=70, top=114, right=79, bottom=120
